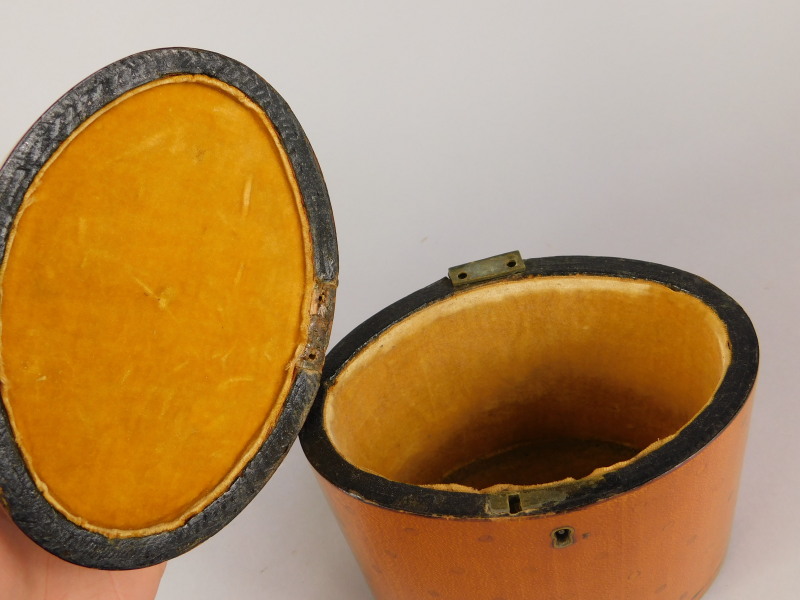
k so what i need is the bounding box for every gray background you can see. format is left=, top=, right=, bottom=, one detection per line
left=0, top=2, right=797, bottom=598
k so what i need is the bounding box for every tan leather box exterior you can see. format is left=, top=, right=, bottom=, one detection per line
left=320, top=399, right=752, bottom=600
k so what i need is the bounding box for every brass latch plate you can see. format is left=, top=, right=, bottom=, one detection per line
left=448, top=251, right=526, bottom=287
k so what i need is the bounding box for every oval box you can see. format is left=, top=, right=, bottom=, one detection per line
left=301, top=253, right=759, bottom=600
left=0, top=49, right=759, bottom=597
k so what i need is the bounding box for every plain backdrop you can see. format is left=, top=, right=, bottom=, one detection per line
left=1, top=2, right=798, bottom=598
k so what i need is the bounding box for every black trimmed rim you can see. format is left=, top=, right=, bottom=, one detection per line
left=0, top=48, right=338, bottom=569
left=300, top=256, right=758, bottom=519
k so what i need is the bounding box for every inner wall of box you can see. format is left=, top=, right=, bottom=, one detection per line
left=324, top=276, right=731, bottom=491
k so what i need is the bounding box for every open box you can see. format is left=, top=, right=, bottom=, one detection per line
left=301, top=252, right=758, bottom=600
left=0, top=49, right=758, bottom=599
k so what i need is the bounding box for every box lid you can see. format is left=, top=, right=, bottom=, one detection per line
left=0, top=47, right=337, bottom=569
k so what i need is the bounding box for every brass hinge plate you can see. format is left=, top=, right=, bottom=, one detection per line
left=448, top=251, right=525, bottom=287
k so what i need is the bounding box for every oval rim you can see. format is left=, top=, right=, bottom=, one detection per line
left=300, top=256, right=758, bottom=519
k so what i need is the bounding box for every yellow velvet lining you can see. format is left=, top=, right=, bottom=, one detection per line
left=325, top=276, right=731, bottom=491
left=0, top=75, right=312, bottom=536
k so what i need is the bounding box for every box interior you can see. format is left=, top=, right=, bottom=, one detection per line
left=324, top=275, right=731, bottom=492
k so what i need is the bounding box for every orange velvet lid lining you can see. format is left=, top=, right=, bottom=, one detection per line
left=0, top=75, right=313, bottom=537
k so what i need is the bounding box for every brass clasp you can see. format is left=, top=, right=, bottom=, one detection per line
left=448, top=251, right=526, bottom=287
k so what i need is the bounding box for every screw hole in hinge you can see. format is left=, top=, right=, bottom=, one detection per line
left=307, top=353, right=317, bottom=361
left=448, top=251, right=525, bottom=287
left=551, top=527, right=575, bottom=549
